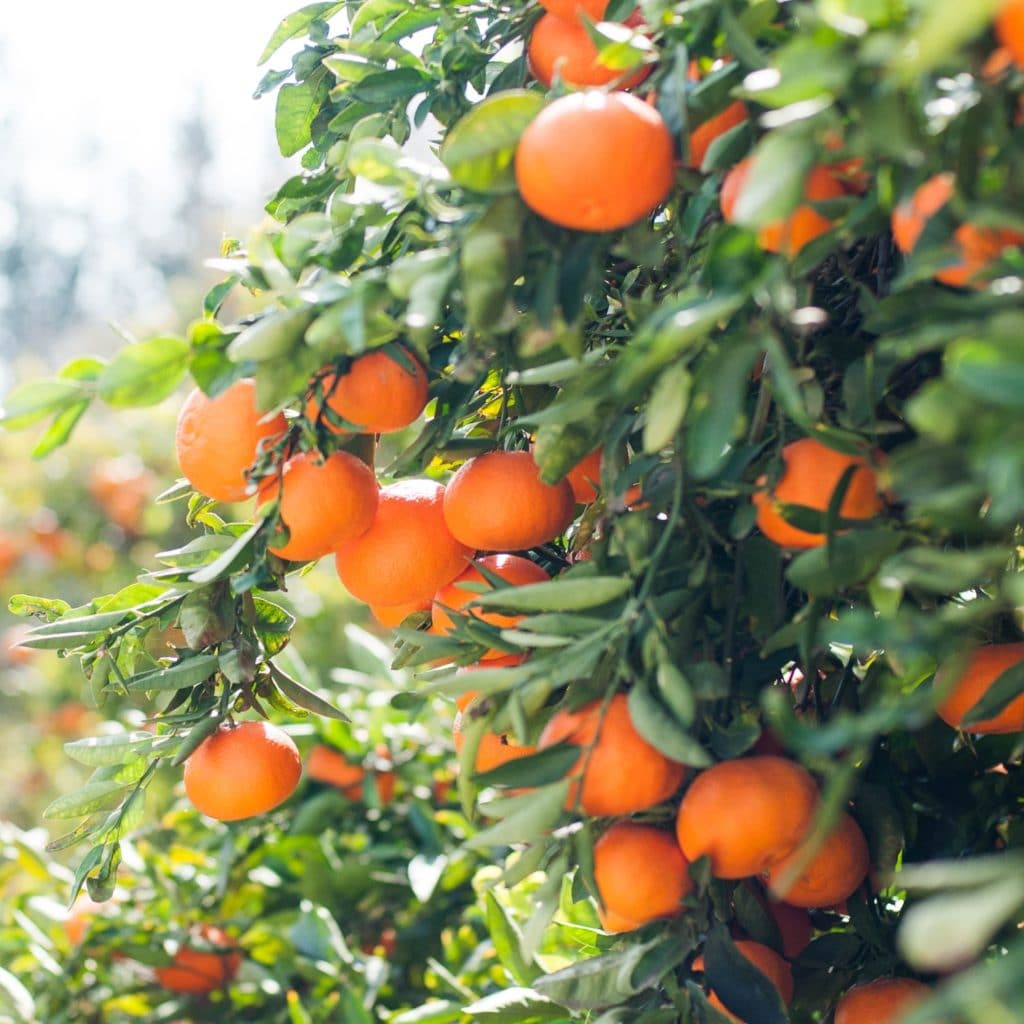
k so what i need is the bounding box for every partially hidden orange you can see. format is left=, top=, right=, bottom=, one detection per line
left=154, top=925, right=242, bottom=995
left=693, top=939, right=794, bottom=1022
left=934, top=642, right=1024, bottom=734
left=834, top=978, right=931, bottom=1024
left=528, top=12, right=651, bottom=90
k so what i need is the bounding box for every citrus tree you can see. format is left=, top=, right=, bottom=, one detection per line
left=3, top=0, right=1024, bottom=1022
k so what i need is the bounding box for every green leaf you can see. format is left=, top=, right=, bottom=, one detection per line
left=786, top=529, right=902, bottom=596
left=270, top=663, right=347, bottom=720
left=462, top=987, right=564, bottom=1022
left=95, top=337, right=190, bottom=407
left=8, top=594, right=70, bottom=620
left=0, top=965, right=35, bottom=1022
left=474, top=744, right=581, bottom=789
left=258, top=3, right=345, bottom=63
left=351, top=67, right=431, bottom=104
left=253, top=596, right=296, bottom=656
left=482, top=895, right=541, bottom=988
left=227, top=308, right=315, bottom=363
left=643, top=364, right=691, bottom=453
left=125, top=653, right=221, bottom=692
left=169, top=716, right=221, bottom=767
left=0, top=379, right=86, bottom=429
left=440, top=90, right=546, bottom=193
left=466, top=781, right=569, bottom=850
left=472, top=576, right=632, bottom=613
left=533, top=942, right=658, bottom=1010
left=64, top=732, right=155, bottom=767
left=188, top=522, right=261, bottom=584
left=276, top=70, right=330, bottom=157
left=944, top=336, right=1024, bottom=409
left=43, top=781, right=130, bottom=820
left=627, top=683, right=711, bottom=768
left=731, top=132, right=815, bottom=229
left=32, top=399, right=91, bottom=458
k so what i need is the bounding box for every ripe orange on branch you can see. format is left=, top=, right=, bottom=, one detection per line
left=431, top=553, right=549, bottom=658
left=764, top=812, right=870, bottom=908
left=538, top=0, right=608, bottom=17
left=153, top=925, right=242, bottom=995
left=528, top=12, right=651, bottom=90
left=538, top=692, right=686, bottom=815
left=693, top=940, right=794, bottom=1022
left=306, top=345, right=429, bottom=434
left=721, top=159, right=846, bottom=256
left=336, top=479, right=473, bottom=606
left=676, top=756, right=818, bottom=879
left=444, top=450, right=575, bottom=551
left=184, top=720, right=301, bottom=821
left=753, top=437, right=883, bottom=550
left=593, top=822, right=693, bottom=931
left=258, top=450, right=378, bottom=562
left=834, top=978, right=931, bottom=1024
left=175, top=379, right=287, bottom=503
left=515, top=90, right=676, bottom=233
left=997, top=0, right=1024, bottom=67
left=934, top=642, right=1024, bottom=734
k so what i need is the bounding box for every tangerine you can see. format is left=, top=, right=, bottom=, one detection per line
left=444, top=450, right=575, bottom=551
left=307, top=345, right=429, bottom=434
left=154, top=925, right=242, bottom=995
left=722, top=159, right=846, bottom=256
left=694, top=939, right=794, bottom=1021
left=753, top=437, right=883, bottom=550
left=184, top=720, right=301, bottom=821
left=539, top=0, right=608, bottom=18
left=537, top=692, right=687, bottom=815
left=563, top=447, right=604, bottom=503
left=453, top=694, right=537, bottom=774
left=528, top=12, right=650, bottom=90
left=431, top=554, right=549, bottom=658
left=175, top=379, right=287, bottom=503
left=258, top=450, right=379, bottom=561
left=336, top=479, right=473, bottom=606
left=997, top=0, right=1024, bottom=67
left=306, top=744, right=367, bottom=793
left=675, top=756, right=819, bottom=879
left=765, top=812, right=870, bottom=908
left=515, top=91, right=676, bottom=233
left=935, top=642, right=1024, bottom=734
left=593, top=822, right=693, bottom=930
left=834, top=978, right=931, bottom=1024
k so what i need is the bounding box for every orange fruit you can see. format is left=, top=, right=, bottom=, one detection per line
left=892, top=173, right=1024, bottom=287
left=563, top=447, right=604, bottom=503
left=307, top=345, right=429, bottom=434
left=891, top=173, right=955, bottom=254
left=537, top=692, right=687, bottom=815
left=453, top=694, right=537, bottom=774
left=88, top=457, right=153, bottom=533
left=996, top=0, right=1024, bottom=68
left=834, top=978, right=931, bottom=1024
left=935, top=643, right=1024, bottom=734
left=306, top=744, right=366, bottom=792
left=175, top=379, right=287, bottom=503
left=593, top=822, right=693, bottom=930
left=431, top=554, right=549, bottom=658
left=528, top=12, right=651, bottom=90
left=444, top=450, right=576, bottom=551
left=154, top=925, right=242, bottom=995
left=539, top=0, right=608, bottom=17
left=258, top=450, right=378, bottom=562
left=765, top=812, right=870, bottom=908
left=687, top=100, right=747, bottom=170
left=184, top=720, right=301, bottom=821
left=515, top=91, right=676, bottom=233
left=766, top=899, right=812, bottom=959
left=722, top=159, right=846, bottom=256
left=694, top=939, right=794, bottom=1021
left=369, top=598, right=431, bottom=628
left=336, top=479, right=474, bottom=606
left=676, top=756, right=819, bottom=879
left=753, top=437, right=883, bottom=550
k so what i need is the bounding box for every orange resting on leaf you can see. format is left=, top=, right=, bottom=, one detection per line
left=753, top=437, right=883, bottom=550
left=154, top=924, right=242, bottom=995
left=676, top=756, right=819, bottom=879
left=306, top=345, right=429, bottom=434
left=538, top=692, right=686, bottom=815
left=934, top=642, right=1024, bottom=735
left=515, top=90, right=676, bottom=233
left=175, top=379, right=287, bottom=503
left=184, top=720, right=301, bottom=821
left=594, top=821, right=693, bottom=931
left=431, top=553, right=549, bottom=659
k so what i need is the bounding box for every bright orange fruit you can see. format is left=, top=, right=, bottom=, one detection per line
left=528, top=12, right=650, bottom=90
left=935, top=642, right=1024, bottom=734
left=834, top=978, right=931, bottom=1024
left=154, top=925, right=242, bottom=994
